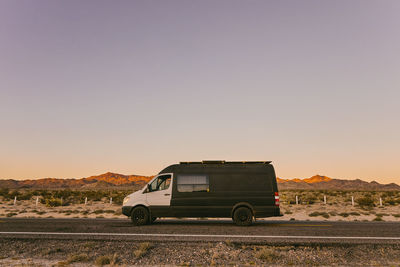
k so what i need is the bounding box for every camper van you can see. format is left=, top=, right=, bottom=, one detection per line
left=122, top=161, right=281, bottom=226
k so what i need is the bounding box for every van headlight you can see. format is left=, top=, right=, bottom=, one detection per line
left=123, top=196, right=130, bottom=205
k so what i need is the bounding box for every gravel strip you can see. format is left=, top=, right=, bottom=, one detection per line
left=1, top=238, right=400, bottom=266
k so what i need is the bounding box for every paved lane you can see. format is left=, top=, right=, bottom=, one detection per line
left=1, top=218, right=399, bottom=244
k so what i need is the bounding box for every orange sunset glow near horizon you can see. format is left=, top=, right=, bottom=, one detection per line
left=1, top=1, right=399, bottom=184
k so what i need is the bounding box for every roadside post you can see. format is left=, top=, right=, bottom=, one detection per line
left=379, top=197, right=383, bottom=207
left=85, top=197, right=87, bottom=205
left=324, top=195, right=327, bottom=204
left=351, top=196, right=354, bottom=206
left=13, top=196, right=17, bottom=205
left=296, top=195, right=298, bottom=205
left=110, top=197, right=113, bottom=205
left=36, top=196, right=39, bottom=207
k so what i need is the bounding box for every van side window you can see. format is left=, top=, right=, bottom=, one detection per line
left=177, top=175, right=209, bottom=192
left=149, top=174, right=171, bottom=192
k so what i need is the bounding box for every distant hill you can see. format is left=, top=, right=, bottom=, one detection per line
left=277, top=175, right=400, bottom=191
left=0, top=172, right=152, bottom=189
left=0, top=173, right=398, bottom=191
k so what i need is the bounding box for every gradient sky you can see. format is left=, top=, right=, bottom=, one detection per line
left=1, top=1, right=399, bottom=183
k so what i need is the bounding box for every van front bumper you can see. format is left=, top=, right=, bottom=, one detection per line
left=122, top=206, right=133, bottom=217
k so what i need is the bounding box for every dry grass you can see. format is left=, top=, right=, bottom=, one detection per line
left=224, top=239, right=233, bottom=247
left=94, top=253, right=118, bottom=266
left=254, top=247, right=280, bottom=262
left=134, top=242, right=152, bottom=258
left=66, top=253, right=89, bottom=263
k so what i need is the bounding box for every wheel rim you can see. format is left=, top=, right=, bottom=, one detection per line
left=134, top=209, right=145, bottom=221
left=238, top=210, right=249, bottom=222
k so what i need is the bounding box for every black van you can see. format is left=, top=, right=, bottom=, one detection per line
left=122, top=161, right=281, bottom=226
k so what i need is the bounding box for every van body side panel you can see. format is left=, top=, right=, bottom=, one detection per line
left=148, top=206, right=170, bottom=217
left=163, top=163, right=280, bottom=218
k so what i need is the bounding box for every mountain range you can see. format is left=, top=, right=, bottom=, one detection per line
left=277, top=175, right=400, bottom=191
left=0, top=172, right=152, bottom=189
left=0, top=173, right=399, bottom=191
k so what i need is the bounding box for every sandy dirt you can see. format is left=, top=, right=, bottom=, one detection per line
left=0, top=200, right=123, bottom=219
left=1, top=199, right=399, bottom=222
left=1, top=198, right=400, bottom=266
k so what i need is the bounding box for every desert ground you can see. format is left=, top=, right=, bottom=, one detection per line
left=1, top=189, right=400, bottom=266
left=1, top=238, right=400, bottom=267
left=1, top=200, right=400, bottom=222
left=1, top=190, right=399, bottom=222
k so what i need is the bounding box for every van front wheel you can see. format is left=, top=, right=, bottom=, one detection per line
left=131, top=206, right=149, bottom=226
left=233, top=207, right=253, bottom=226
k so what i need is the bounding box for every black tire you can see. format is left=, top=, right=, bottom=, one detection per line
left=233, top=207, right=253, bottom=226
left=131, top=206, right=149, bottom=226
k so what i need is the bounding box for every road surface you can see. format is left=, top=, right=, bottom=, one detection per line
left=1, top=218, right=399, bottom=244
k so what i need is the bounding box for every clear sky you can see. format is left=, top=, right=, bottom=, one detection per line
left=1, top=1, right=399, bottom=183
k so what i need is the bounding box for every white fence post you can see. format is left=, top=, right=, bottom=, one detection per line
left=110, top=197, right=113, bottom=205
left=85, top=197, right=87, bottom=205
left=36, top=196, right=39, bottom=207
left=380, top=197, right=383, bottom=207
left=13, top=196, right=17, bottom=205
left=351, top=196, right=354, bottom=206
left=324, top=195, right=327, bottom=204
left=295, top=195, right=298, bottom=205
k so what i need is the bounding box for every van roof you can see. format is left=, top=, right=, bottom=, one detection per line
left=179, top=160, right=271, bottom=164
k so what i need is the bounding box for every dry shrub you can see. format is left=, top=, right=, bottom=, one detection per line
left=95, top=254, right=118, bottom=266
left=134, top=242, right=152, bottom=258
left=43, top=197, right=63, bottom=207
left=356, top=196, right=375, bottom=207
left=67, top=253, right=89, bottom=263
left=309, top=211, right=330, bottom=218
left=255, top=247, right=279, bottom=262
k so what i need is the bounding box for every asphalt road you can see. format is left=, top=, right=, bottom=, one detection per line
left=1, top=218, right=399, bottom=244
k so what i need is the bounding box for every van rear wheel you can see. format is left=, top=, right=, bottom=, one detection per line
left=131, top=206, right=149, bottom=226
left=233, top=207, right=253, bottom=226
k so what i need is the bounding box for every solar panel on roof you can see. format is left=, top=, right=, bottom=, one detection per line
left=202, top=160, right=225, bottom=164
left=179, top=161, right=271, bottom=164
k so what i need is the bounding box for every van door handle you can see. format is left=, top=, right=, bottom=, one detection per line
left=164, top=193, right=170, bottom=196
